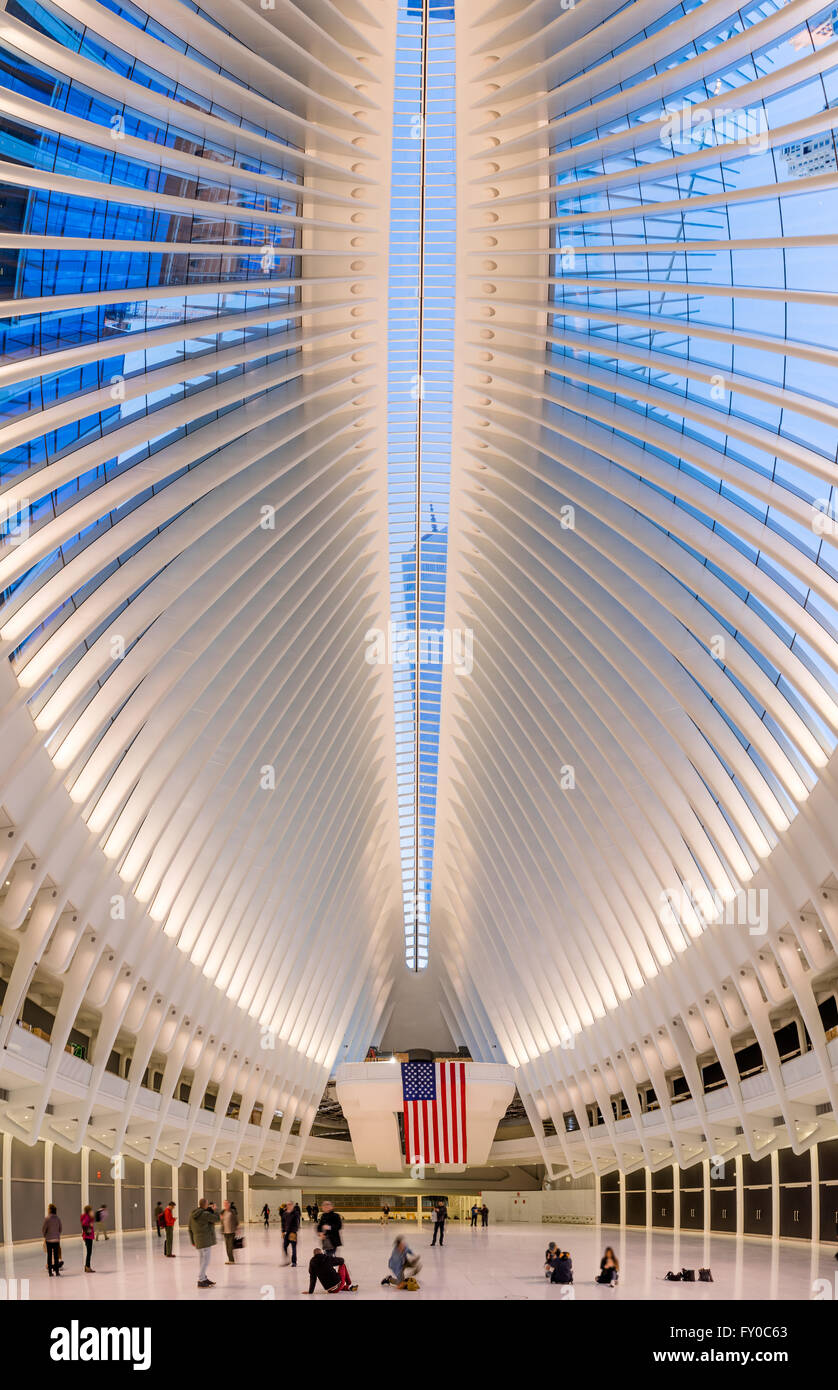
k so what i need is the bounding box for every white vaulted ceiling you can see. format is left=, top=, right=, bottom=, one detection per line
left=2, top=0, right=838, bottom=1181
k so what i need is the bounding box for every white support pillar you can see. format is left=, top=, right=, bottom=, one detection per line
left=811, top=1144, right=819, bottom=1243
left=735, top=1153, right=744, bottom=1236
left=703, top=1158, right=710, bottom=1235
left=771, top=1149, right=780, bottom=1237
left=114, top=1156, right=123, bottom=1236
left=144, top=1162, right=152, bottom=1231
left=221, top=1171, right=227, bottom=1202
left=645, top=1167, right=652, bottom=1230
left=81, top=1145, right=90, bottom=1210
left=673, top=1162, right=680, bottom=1232
left=2, top=1132, right=12, bottom=1244
left=243, top=1172, right=250, bottom=1222
left=619, top=1169, right=625, bottom=1227
left=197, top=1167, right=204, bottom=1201
left=416, top=1194, right=422, bottom=1227
left=44, top=1139, right=53, bottom=1209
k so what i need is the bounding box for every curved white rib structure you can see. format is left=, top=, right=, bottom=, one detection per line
left=0, top=0, right=403, bottom=1175
left=2, top=0, right=838, bottom=1199
left=433, top=0, right=838, bottom=1175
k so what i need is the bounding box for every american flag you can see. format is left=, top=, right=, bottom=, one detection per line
left=401, top=1060, right=467, bottom=1165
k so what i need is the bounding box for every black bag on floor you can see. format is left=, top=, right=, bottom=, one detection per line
left=681, top=1268, right=696, bottom=1282
left=698, top=1268, right=713, bottom=1282
left=233, top=1235, right=245, bottom=1249
left=665, top=1270, right=682, bottom=1281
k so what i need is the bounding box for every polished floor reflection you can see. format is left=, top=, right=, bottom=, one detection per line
left=2, top=1220, right=837, bottom=1300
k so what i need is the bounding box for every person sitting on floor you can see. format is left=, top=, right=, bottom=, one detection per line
left=596, top=1247, right=619, bottom=1286
left=382, top=1236, right=422, bottom=1289
left=305, top=1247, right=357, bottom=1294
left=544, top=1241, right=559, bottom=1278
left=547, top=1249, right=573, bottom=1285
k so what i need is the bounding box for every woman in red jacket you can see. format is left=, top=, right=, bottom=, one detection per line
left=81, top=1205, right=95, bottom=1272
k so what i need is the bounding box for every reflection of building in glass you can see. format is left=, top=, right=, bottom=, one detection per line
left=387, top=0, right=455, bottom=970
left=780, top=131, right=837, bottom=176
left=400, top=512, right=448, bottom=943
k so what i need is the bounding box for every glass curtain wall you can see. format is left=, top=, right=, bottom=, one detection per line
left=547, top=0, right=838, bottom=898
left=387, top=0, right=456, bottom=970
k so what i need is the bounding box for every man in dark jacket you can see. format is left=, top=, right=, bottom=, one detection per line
left=548, top=1250, right=573, bottom=1285
left=281, top=1200, right=301, bottom=1267
left=431, top=1200, right=447, bottom=1246
left=316, top=1200, right=343, bottom=1253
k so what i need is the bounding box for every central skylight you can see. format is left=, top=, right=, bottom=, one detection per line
left=387, top=0, right=456, bottom=970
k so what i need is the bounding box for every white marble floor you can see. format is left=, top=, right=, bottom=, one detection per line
left=3, top=1220, right=836, bottom=1300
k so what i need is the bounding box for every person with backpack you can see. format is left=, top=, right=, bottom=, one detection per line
left=94, top=1203, right=108, bottom=1239
left=163, top=1200, right=176, bottom=1256
left=261, top=1202, right=271, bottom=1229
left=81, top=1205, right=95, bottom=1272
left=154, top=1202, right=164, bottom=1239
left=281, top=1200, right=300, bottom=1267
left=42, top=1204, right=62, bottom=1277
left=188, top=1197, right=220, bottom=1289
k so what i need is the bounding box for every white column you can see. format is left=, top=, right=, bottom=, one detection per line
left=735, top=1153, right=744, bottom=1236
left=243, top=1172, right=250, bottom=1222
left=618, top=1170, right=625, bottom=1227
left=44, top=1139, right=53, bottom=1209
left=81, top=1145, right=90, bottom=1210
left=2, top=1132, right=12, bottom=1244
left=811, top=1143, right=819, bottom=1243
left=416, top=1194, right=422, bottom=1227
left=197, top=1167, right=204, bottom=1200
left=770, top=1149, right=780, bottom=1237
left=645, top=1167, right=652, bottom=1230
left=221, top=1171, right=227, bottom=1202
left=703, top=1158, right=710, bottom=1235
left=114, top=1156, right=123, bottom=1236
left=673, top=1163, right=680, bottom=1232
left=144, top=1162, right=152, bottom=1230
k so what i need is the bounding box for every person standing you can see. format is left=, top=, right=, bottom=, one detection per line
left=481, top=1202, right=489, bottom=1227
left=311, top=1201, right=319, bottom=1226
left=470, top=1202, right=479, bottom=1228
left=163, top=1199, right=177, bottom=1257
left=316, top=1200, right=343, bottom=1254
left=261, top=1202, right=271, bottom=1229
left=81, top=1205, right=95, bottom=1272
left=306, top=1204, right=313, bottom=1223
left=380, top=1203, right=390, bottom=1225
left=431, top=1199, right=447, bottom=1246
left=95, top=1203, right=109, bottom=1239
left=42, top=1204, right=62, bottom=1276
left=154, top=1202, right=164, bottom=1239
left=221, top=1199, right=239, bottom=1265
left=189, top=1197, right=220, bottom=1289
left=281, top=1200, right=300, bottom=1267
